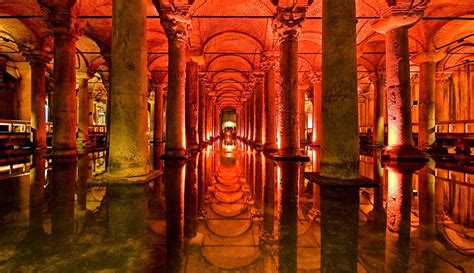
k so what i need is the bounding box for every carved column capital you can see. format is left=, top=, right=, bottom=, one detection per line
left=198, top=72, right=208, bottom=83
left=252, top=71, right=265, bottom=84
left=261, top=52, right=278, bottom=72
left=158, top=7, right=191, bottom=44
left=272, top=6, right=307, bottom=43
left=308, top=72, right=321, bottom=85
left=22, top=49, right=52, bottom=67
left=372, top=6, right=424, bottom=34
left=41, top=4, right=83, bottom=40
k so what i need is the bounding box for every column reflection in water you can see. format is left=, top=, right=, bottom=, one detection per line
left=276, top=161, right=299, bottom=273
left=150, top=143, right=165, bottom=219
left=184, top=152, right=199, bottom=240
left=262, top=154, right=276, bottom=243
left=384, top=162, right=418, bottom=273
left=254, top=152, right=264, bottom=214
left=198, top=149, right=206, bottom=216
left=50, top=157, right=77, bottom=241
left=320, top=187, right=359, bottom=273
left=29, top=151, right=46, bottom=234
left=368, top=149, right=386, bottom=230
left=418, top=158, right=445, bottom=270
left=164, top=160, right=186, bottom=272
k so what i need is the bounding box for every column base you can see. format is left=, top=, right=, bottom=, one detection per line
left=269, top=153, right=310, bottom=162
left=308, top=142, right=321, bottom=147
left=151, top=139, right=165, bottom=144
left=51, top=148, right=77, bottom=158
left=382, top=145, right=427, bottom=161
left=87, top=170, right=162, bottom=187
left=262, top=143, right=278, bottom=152
left=304, top=172, right=378, bottom=188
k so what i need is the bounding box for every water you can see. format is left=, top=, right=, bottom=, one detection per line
left=0, top=141, right=473, bottom=272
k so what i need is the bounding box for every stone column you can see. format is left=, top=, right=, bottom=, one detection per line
left=206, top=95, right=212, bottom=140
left=77, top=75, right=92, bottom=148
left=298, top=87, right=306, bottom=143
left=254, top=72, right=265, bottom=146
left=107, top=0, right=150, bottom=177
left=310, top=74, right=322, bottom=146
left=159, top=8, right=191, bottom=157
left=412, top=51, right=446, bottom=150
left=198, top=73, right=208, bottom=144
left=185, top=61, right=199, bottom=150
left=25, top=51, right=51, bottom=149
left=45, top=6, right=82, bottom=156
left=262, top=53, right=277, bottom=150
left=320, top=0, right=358, bottom=178
left=274, top=7, right=306, bottom=156
left=153, top=83, right=165, bottom=143
left=16, top=62, right=32, bottom=121
left=369, top=71, right=385, bottom=146
left=251, top=88, right=256, bottom=142
left=373, top=9, right=425, bottom=160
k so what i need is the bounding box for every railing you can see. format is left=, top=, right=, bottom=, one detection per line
left=0, top=119, right=31, bottom=134
left=89, top=125, right=107, bottom=134
left=358, top=122, right=474, bottom=135
left=436, top=120, right=474, bottom=134
left=0, top=120, right=106, bottom=135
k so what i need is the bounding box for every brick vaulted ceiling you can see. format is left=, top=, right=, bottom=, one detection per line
left=0, top=0, right=473, bottom=109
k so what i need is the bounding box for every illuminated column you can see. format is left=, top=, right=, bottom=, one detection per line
left=311, top=75, right=322, bottom=146
left=77, top=75, right=92, bottom=148
left=198, top=73, right=208, bottom=144
left=369, top=71, right=385, bottom=146
left=206, top=95, right=212, bottom=140
left=262, top=53, right=277, bottom=150
left=213, top=104, right=219, bottom=138
left=185, top=61, right=199, bottom=150
left=274, top=7, right=306, bottom=156
left=373, top=9, right=425, bottom=160
left=254, top=72, right=264, bottom=145
left=412, top=51, right=446, bottom=150
left=153, top=83, right=165, bottom=143
left=160, top=8, right=191, bottom=157
left=251, top=85, right=257, bottom=142
left=44, top=6, right=81, bottom=156
left=24, top=51, right=51, bottom=149
left=106, top=0, right=150, bottom=176
left=320, top=0, right=358, bottom=178
left=16, top=62, right=31, bottom=121
left=88, top=90, right=95, bottom=125
left=298, top=87, right=306, bottom=143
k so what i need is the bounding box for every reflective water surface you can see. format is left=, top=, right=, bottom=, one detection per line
left=0, top=141, right=473, bottom=272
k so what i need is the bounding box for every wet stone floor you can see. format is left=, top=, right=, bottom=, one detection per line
left=0, top=140, right=473, bottom=272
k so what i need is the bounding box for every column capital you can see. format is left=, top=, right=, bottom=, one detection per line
left=308, top=72, right=322, bottom=85
left=252, top=71, right=265, bottom=84
left=158, top=6, right=191, bottom=43
left=372, top=6, right=424, bottom=34
left=261, top=52, right=278, bottom=72
left=435, top=71, right=453, bottom=83
left=272, top=6, right=307, bottom=43
left=198, top=72, right=208, bottom=83
left=22, top=49, right=52, bottom=67
left=41, top=4, right=83, bottom=39
left=368, top=71, right=385, bottom=84
left=411, top=51, right=446, bottom=64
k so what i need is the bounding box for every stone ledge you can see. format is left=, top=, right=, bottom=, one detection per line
left=87, top=170, right=162, bottom=187
left=304, top=172, right=378, bottom=188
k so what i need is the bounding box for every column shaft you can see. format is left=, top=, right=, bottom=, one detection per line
left=321, top=0, right=359, bottom=178
left=198, top=75, right=207, bottom=143
left=312, top=81, right=322, bottom=145
left=52, top=32, right=78, bottom=156
left=254, top=76, right=264, bottom=144
left=108, top=0, right=150, bottom=176
left=372, top=73, right=385, bottom=145
left=185, top=62, right=199, bottom=149
left=154, top=84, right=164, bottom=143
left=418, top=61, right=436, bottom=148
left=30, top=59, right=48, bottom=149
left=77, top=77, right=91, bottom=147
left=298, top=88, right=306, bottom=142
left=264, top=64, right=277, bottom=150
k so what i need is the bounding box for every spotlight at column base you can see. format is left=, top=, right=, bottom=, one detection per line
left=87, top=170, right=162, bottom=187
left=382, top=145, right=427, bottom=162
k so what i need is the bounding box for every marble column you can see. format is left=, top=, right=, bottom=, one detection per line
left=412, top=51, right=446, bottom=149
left=45, top=7, right=81, bottom=156
left=185, top=61, right=199, bottom=150
left=274, top=7, right=306, bottom=156
left=25, top=52, right=51, bottom=149
left=77, top=75, right=92, bottom=148
left=160, top=10, right=191, bottom=157
left=88, top=90, right=95, bottom=125
left=198, top=73, right=208, bottom=144
left=311, top=74, right=322, bottom=146
left=206, top=95, right=212, bottom=140
left=373, top=9, right=424, bottom=160
left=251, top=88, right=256, bottom=142
left=262, top=54, right=277, bottom=150
left=369, top=71, right=385, bottom=146
left=153, top=83, right=165, bottom=143
left=320, top=0, right=358, bottom=178
left=107, top=0, right=150, bottom=177
left=254, top=72, right=265, bottom=146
